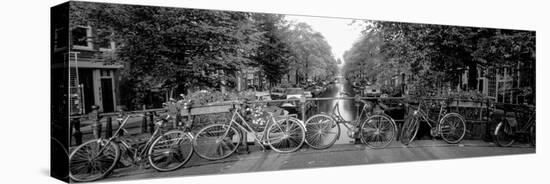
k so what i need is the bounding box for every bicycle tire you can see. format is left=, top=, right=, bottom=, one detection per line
left=148, top=130, right=194, bottom=172
left=400, top=116, right=419, bottom=146
left=304, top=114, right=340, bottom=149
left=267, top=117, right=306, bottom=153
left=439, top=113, right=466, bottom=144
left=494, top=121, right=515, bottom=147
left=193, top=124, right=241, bottom=160
left=69, top=139, right=120, bottom=182
left=360, top=114, right=397, bottom=149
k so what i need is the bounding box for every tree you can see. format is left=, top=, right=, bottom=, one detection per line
left=354, top=20, right=535, bottom=100
left=252, top=14, right=293, bottom=87
left=70, top=2, right=263, bottom=109
left=286, top=22, right=338, bottom=85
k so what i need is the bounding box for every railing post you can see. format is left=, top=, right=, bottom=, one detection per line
left=483, top=99, right=493, bottom=141
left=105, top=116, right=113, bottom=138
left=300, top=96, right=306, bottom=122
left=316, top=100, right=320, bottom=114
left=117, top=112, right=124, bottom=136
left=237, top=104, right=249, bottom=154
left=239, top=130, right=249, bottom=154
left=71, top=118, right=82, bottom=145
left=141, top=112, right=148, bottom=133
left=455, top=99, right=459, bottom=112
left=89, top=105, right=102, bottom=139
left=174, top=114, right=181, bottom=129
left=149, top=111, right=155, bottom=134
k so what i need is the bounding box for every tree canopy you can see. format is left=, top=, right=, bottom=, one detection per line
left=343, top=20, right=535, bottom=99
left=69, top=2, right=338, bottom=109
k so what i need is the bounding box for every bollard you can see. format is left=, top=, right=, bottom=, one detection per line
left=105, top=116, right=113, bottom=138
left=71, top=118, right=82, bottom=145
left=149, top=112, right=155, bottom=134
left=141, top=112, right=148, bottom=133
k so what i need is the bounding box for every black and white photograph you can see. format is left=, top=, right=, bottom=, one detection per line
left=2, top=0, right=549, bottom=184
left=49, top=1, right=539, bottom=183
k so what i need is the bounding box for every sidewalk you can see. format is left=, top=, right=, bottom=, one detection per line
left=102, top=139, right=535, bottom=182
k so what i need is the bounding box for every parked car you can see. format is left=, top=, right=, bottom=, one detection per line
left=255, top=91, right=272, bottom=101
left=281, top=88, right=305, bottom=108
left=285, top=88, right=305, bottom=99
left=309, top=85, right=325, bottom=97
left=270, top=87, right=286, bottom=100
left=364, top=85, right=382, bottom=97
left=304, top=91, right=313, bottom=98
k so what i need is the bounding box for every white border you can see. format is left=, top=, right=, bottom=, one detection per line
left=1, top=0, right=548, bottom=184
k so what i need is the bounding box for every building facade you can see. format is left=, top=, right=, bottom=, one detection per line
left=54, top=25, right=122, bottom=115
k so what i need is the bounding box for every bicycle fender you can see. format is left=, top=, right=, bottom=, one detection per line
left=494, top=122, right=504, bottom=136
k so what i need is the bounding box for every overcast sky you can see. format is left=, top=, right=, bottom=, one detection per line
left=285, top=15, right=366, bottom=66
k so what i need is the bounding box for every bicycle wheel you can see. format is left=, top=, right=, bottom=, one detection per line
left=193, top=124, right=241, bottom=160
left=69, top=139, right=120, bottom=182
left=529, top=124, right=536, bottom=147
left=267, top=117, right=306, bottom=153
left=148, top=130, right=194, bottom=172
left=400, top=116, right=419, bottom=146
left=493, top=121, right=515, bottom=147
left=304, top=114, right=340, bottom=149
left=439, top=113, right=466, bottom=144
left=360, top=114, right=397, bottom=148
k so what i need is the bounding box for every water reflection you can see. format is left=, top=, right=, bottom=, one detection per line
left=315, top=80, right=358, bottom=144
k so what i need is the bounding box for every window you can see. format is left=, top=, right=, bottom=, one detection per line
left=54, top=27, right=68, bottom=51
left=100, top=69, right=112, bottom=77
left=71, top=26, right=93, bottom=50
left=97, top=29, right=115, bottom=51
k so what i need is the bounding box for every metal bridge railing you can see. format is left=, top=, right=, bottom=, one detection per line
left=69, top=96, right=498, bottom=146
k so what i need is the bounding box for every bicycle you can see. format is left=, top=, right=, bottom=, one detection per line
left=192, top=100, right=306, bottom=160
left=493, top=103, right=535, bottom=147
left=400, top=98, right=467, bottom=145
left=68, top=113, right=194, bottom=182
left=304, top=92, right=398, bottom=149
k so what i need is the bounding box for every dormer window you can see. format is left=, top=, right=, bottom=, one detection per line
left=71, top=26, right=93, bottom=50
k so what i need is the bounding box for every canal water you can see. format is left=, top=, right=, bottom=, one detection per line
left=314, top=79, right=360, bottom=144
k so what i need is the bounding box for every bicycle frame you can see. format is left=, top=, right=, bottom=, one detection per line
left=222, top=105, right=289, bottom=150
left=493, top=105, right=536, bottom=147
left=327, top=101, right=370, bottom=134
left=506, top=107, right=536, bottom=133
left=98, top=115, right=163, bottom=165
left=520, top=112, right=536, bottom=132
left=410, top=101, right=447, bottom=130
